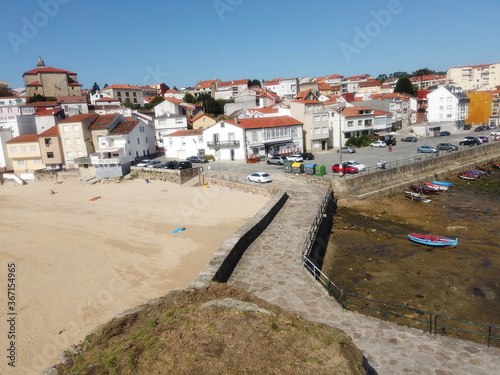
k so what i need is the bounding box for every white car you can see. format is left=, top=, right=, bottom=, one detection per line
left=490, top=131, right=500, bottom=137
left=341, top=146, right=356, bottom=153
left=286, top=154, right=304, bottom=162
left=370, top=141, right=387, bottom=147
left=136, top=159, right=151, bottom=167
left=344, top=160, right=367, bottom=171
left=247, top=172, right=272, bottom=184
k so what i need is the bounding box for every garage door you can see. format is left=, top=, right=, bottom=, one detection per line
left=177, top=150, right=187, bottom=160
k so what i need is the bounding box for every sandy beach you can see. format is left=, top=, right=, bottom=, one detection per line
left=0, top=178, right=269, bottom=374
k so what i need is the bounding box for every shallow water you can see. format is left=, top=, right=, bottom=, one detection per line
left=323, top=165, right=500, bottom=330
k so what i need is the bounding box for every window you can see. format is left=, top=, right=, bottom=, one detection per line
left=322, top=127, right=328, bottom=134
left=67, top=151, right=73, bottom=159
left=137, top=138, right=140, bottom=144
left=75, top=138, right=82, bottom=145
left=439, top=106, right=443, bottom=111
left=20, top=146, right=26, bottom=152
left=348, top=121, right=353, bottom=127
left=439, top=97, right=444, bottom=102
left=17, top=160, right=25, bottom=166
left=117, top=92, right=122, bottom=97
left=44, top=138, right=52, bottom=146
left=29, top=145, right=37, bottom=152
left=198, top=135, right=203, bottom=143
left=10, top=146, right=17, bottom=153
left=128, top=137, right=130, bottom=144
left=292, top=127, right=297, bottom=138
left=181, top=137, right=186, bottom=146
left=358, top=120, right=362, bottom=126
left=65, top=138, right=71, bottom=145
left=63, top=125, right=69, bottom=132
left=220, top=123, right=225, bottom=128
left=252, top=131, right=257, bottom=142
left=447, top=97, right=452, bottom=102
left=314, top=127, right=321, bottom=135
left=169, top=138, right=173, bottom=146
left=47, top=152, right=54, bottom=158
left=73, top=125, right=79, bottom=131
left=34, top=159, right=42, bottom=165
left=314, top=115, right=321, bottom=122
left=126, top=92, right=129, bottom=97
left=228, top=132, right=235, bottom=141
left=77, top=151, right=84, bottom=157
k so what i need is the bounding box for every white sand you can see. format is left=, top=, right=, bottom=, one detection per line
left=0, top=178, right=269, bottom=373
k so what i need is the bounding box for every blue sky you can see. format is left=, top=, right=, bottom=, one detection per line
left=1, top=0, right=499, bottom=91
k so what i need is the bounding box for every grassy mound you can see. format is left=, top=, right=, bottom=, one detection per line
left=53, top=283, right=365, bottom=375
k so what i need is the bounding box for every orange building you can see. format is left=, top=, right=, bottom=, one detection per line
left=465, top=91, right=492, bottom=126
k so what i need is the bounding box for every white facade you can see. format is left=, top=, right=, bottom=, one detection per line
left=278, top=78, right=299, bottom=99
left=0, top=127, right=13, bottom=171
left=163, top=130, right=204, bottom=160
left=0, top=97, right=26, bottom=125
left=154, top=99, right=182, bottom=116
left=203, top=121, right=245, bottom=161
left=427, top=85, right=469, bottom=124
left=154, top=114, right=188, bottom=149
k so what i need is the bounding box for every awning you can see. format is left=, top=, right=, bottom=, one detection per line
left=94, top=148, right=121, bottom=153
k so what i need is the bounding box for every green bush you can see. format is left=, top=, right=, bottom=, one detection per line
left=204, top=154, right=215, bottom=162
left=345, top=135, right=378, bottom=148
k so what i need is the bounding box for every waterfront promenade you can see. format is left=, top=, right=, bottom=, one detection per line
left=227, top=178, right=500, bottom=375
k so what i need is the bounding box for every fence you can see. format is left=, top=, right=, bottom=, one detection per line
left=301, top=188, right=500, bottom=348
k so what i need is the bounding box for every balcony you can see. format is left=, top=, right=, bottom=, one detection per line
left=207, top=140, right=240, bottom=148
left=90, top=153, right=124, bottom=165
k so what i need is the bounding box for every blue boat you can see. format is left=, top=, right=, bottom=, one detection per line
left=408, top=234, right=458, bottom=248
left=431, top=181, right=453, bottom=187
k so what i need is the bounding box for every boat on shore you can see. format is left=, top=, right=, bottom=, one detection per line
left=408, top=234, right=458, bottom=248
left=404, top=191, right=432, bottom=203
left=431, top=180, right=453, bottom=187
left=410, top=184, right=440, bottom=194
left=492, top=163, right=500, bottom=169
left=423, top=182, right=448, bottom=192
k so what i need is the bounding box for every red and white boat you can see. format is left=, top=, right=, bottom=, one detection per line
left=408, top=234, right=458, bottom=248
left=423, top=182, right=449, bottom=192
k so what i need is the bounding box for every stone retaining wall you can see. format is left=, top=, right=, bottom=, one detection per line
left=130, top=166, right=201, bottom=184
left=190, top=190, right=289, bottom=288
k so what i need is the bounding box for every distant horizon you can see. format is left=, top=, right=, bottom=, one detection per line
left=2, top=0, right=499, bottom=91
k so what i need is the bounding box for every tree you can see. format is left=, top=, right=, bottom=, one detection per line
left=251, top=79, right=261, bottom=87
left=30, top=94, right=48, bottom=103
left=148, top=95, right=164, bottom=108
left=123, top=98, right=133, bottom=108
left=389, top=71, right=409, bottom=79
left=91, top=82, right=100, bottom=94
left=103, top=83, right=108, bottom=88
left=412, top=68, right=434, bottom=78
left=183, top=93, right=196, bottom=104
left=394, top=76, right=415, bottom=96
left=0, top=84, right=13, bottom=97
left=376, top=74, right=388, bottom=84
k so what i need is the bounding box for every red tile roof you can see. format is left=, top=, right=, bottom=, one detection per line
left=110, top=120, right=139, bottom=135
left=23, top=67, right=77, bottom=75
left=23, top=101, right=59, bottom=107
left=236, top=116, right=302, bottom=129
left=248, top=107, right=278, bottom=114
left=26, top=81, right=42, bottom=86
left=95, top=97, right=120, bottom=102
left=39, top=125, right=59, bottom=136
left=342, top=106, right=391, bottom=117
left=318, top=82, right=333, bottom=90
left=218, top=79, right=250, bottom=87
left=292, top=99, right=322, bottom=104
left=103, top=84, right=142, bottom=90
left=167, top=129, right=204, bottom=137
left=58, top=113, right=98, bottom=124
left=7, top=134, right=39, bottom=143
left=58, top=96, right=87, bottom=103
left=36, top=108, right=64, bottom=116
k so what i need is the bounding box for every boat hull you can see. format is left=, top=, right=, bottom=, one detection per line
left=408, top=234, right=458, bottom=248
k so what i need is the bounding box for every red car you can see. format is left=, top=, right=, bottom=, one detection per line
left=332, top=163, right=358, bottom=174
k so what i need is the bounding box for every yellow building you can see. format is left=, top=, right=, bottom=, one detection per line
left=465, top=91, right=492, bottom=126
left=192, top=112, right=216, bottom=129
left=6, top=134, right=45, bottom=173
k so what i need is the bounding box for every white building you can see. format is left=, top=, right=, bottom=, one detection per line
left=447, top=63, right=500, bottom=92
left=90, top=115, right=155, bottom=177
left=426, top=85, right=470, bottom=128
left=101, top=84, right=145, bottom=106
left=163, top=129, right=204, bottom=160
left=0, top=97, right=27, bottom=128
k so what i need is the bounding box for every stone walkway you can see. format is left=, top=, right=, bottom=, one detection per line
left=228, top=180, right=500, bottom=375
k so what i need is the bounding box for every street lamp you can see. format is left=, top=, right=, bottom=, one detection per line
left=335, top=104, right=346, bottom=177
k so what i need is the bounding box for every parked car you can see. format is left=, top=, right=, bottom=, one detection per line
left=341, top=146, right=356, bottom=153
left=384, top=138, right=397, bottom=146
left=332, top=163, right=358, bottom=174
left=161, top=160, right=177, bottom=169
left=136, top=159, right=151, bottom=167
left=477, top=136, right=489, bottom=143
left=370, top=141, right=387, bottom=147
left=417, top=145, right=438, bottom=153
left=490, top=131, right=500, bottom=137
left=463, top=125, right=471, bottom=130
left=286, top=154, right=304, bottom=162
left=247, top=172, right=272, bottom=183
left=174, top=161, right=192, bottom=169
left=436, top=143, right=458, bottom=151
left=401, top=136, right=418, bottom=142
left=344, top=160, right=367, bottom=171
left=474, top=125, right=489, bottom=132
left=145, top=160, right=161, bottom=168
left=301, top=152, right=315, bottom=160
left=437, top=131, right=451, bottom=136
left=266, top=156, right=286, bottom=165
left=459, top=138, right=481, bottom=146
left=186, top=155, right=208, bottom=163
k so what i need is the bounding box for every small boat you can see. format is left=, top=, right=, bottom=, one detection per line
left=408, top=234, right=458, bottom=248
left=458, top=171, right=478, bottom=180
left=404, top=191, right=432, bottom=203
left=473, top=166, right=491, bottom=174
left=423, top=182, right=448, bottom=192
left=492, top=163, right=500, bottom=169
left=410, top=184, right=440, bottom=194
left=431, top=180, right=453, bottom=187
